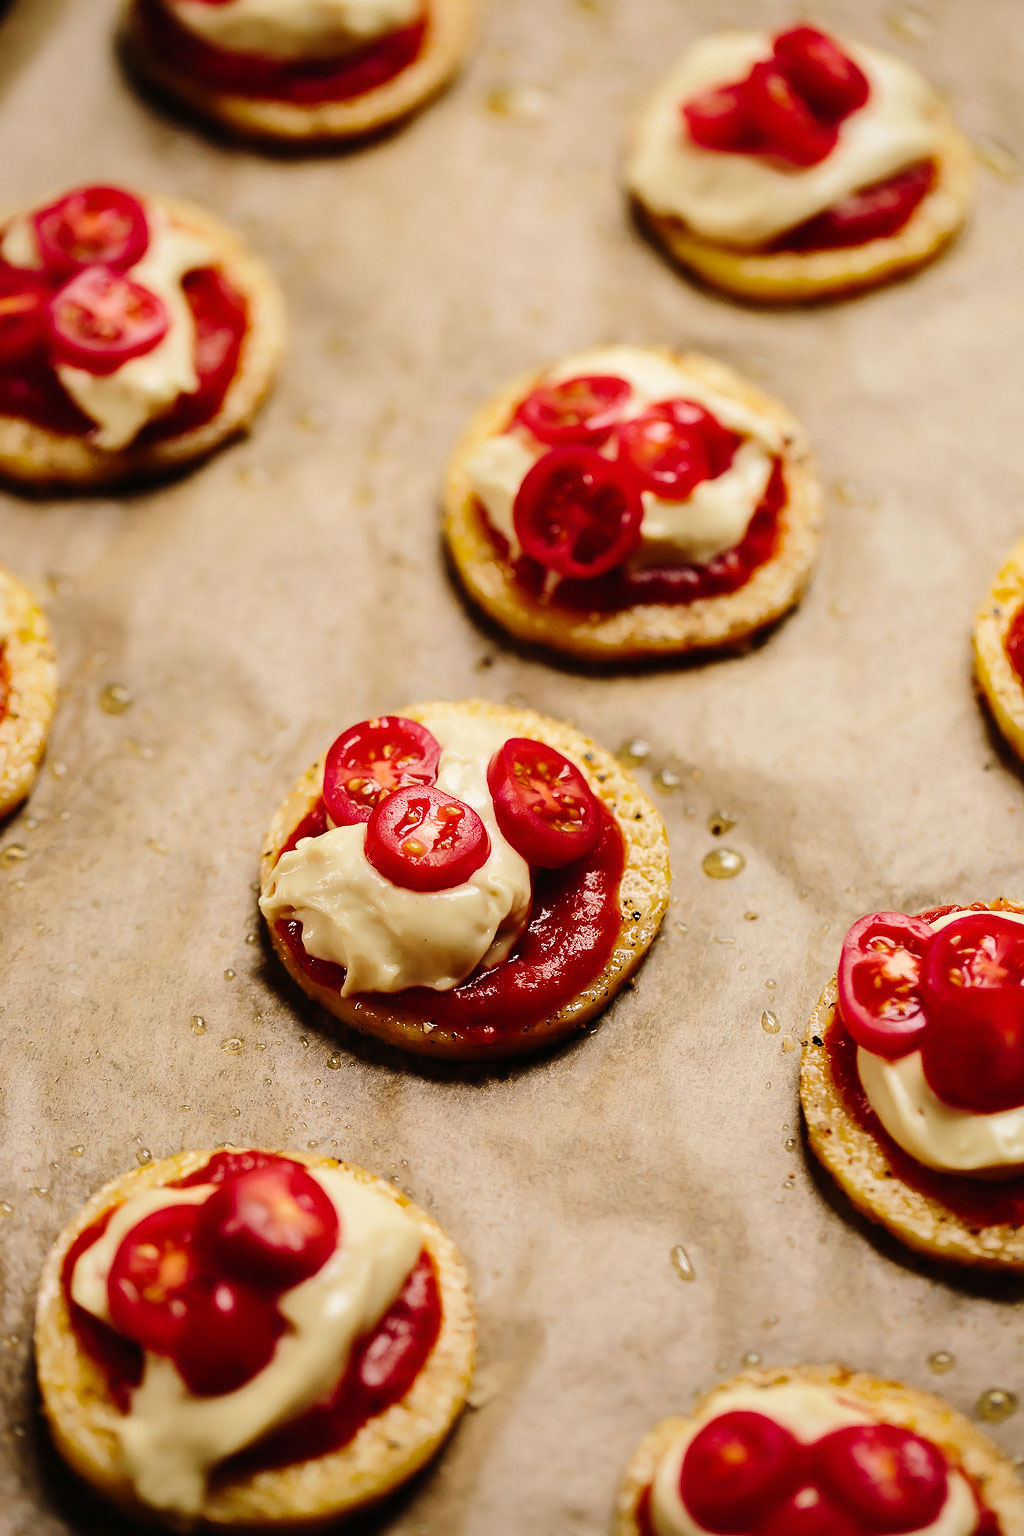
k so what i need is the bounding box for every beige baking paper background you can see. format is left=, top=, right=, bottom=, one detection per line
left=1, top=0, right=1023, bottom=1531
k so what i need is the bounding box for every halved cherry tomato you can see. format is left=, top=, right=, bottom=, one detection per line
left=33, top=186, right=149, bottom=278
left=836, top=912, right=934, bottom=1059
left=107, top=1205, right=206, bottom=1355
left=757, top=1487, right=862, bottom=1536
left=323, top=715, right=441, bottom=827
left=920, top=913, right=1024, bottom=1112
left=0, top=269, right=50, bottom=364
left=47, top=267, right=168, bottom=376
left=487, top=737, right=601, bottom=869
left=1005, top=600, right=1024, bottom=686
left=515, top=375, right=631, bottom=448
left=682, top=83, right=758, bottom=153
left=513, top=447, right=643, bottom=579
left=744, top=63, right=839, bottom=167
left=173, top=1277, right=283, bottom=1397
left=783, top=162, right=935, bottom=251
left=772, top=27, right=870, bottom=124
left=681, top=1411, right=804, bottom=1533
left=615, top=399, right=742, bottom=500
left=816, top=1425, right=948, bottom=1533
left=365, top=783, right=490, bottom=892
left=199, top=1161, right=340, bottom=1289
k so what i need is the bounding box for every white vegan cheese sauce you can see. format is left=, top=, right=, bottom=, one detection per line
left=0, top=205, right=215, bottom=451
left=166, top=0, right=420, bottom=61
left=70, top=1164, right=421, bottom=1518
left=857, top=908, right=1024, bottom=1176
left=626, top=32, right=945, bottom=248
left=463, top=346, right=784, bottom=569
left=259, top=704, right=532, bottom=995
left=650, top=1382, right=975, bottom=1536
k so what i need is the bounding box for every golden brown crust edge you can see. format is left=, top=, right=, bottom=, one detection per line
left=122, top=0, right=475, bottom=145
left=615, top=1365, right=1024, bottom=1536
left=973, top=535, right=1024, bottom=764
left=0, top=196, right=286, bottom=491
left=800, top=898, right=1024, bottom=1272
left=634, top=117, right=974, bottom=305
left=0, top=566, right=57, bottom=817
left=443, top=350, right=824, bottom=663
left=259, top=698, right=671, bottom=1061
left=35, top=1147, right=476, bottom=1532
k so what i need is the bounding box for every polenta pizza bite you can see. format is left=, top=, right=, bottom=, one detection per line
left=626, top=24, right=973, bottom=302
left=259, top=699, right=670, bottom=1059
left=802, top=901, right=1024, bottom=1271
left=616, top=1365, right=1022, bottom=1536
left=973, top=537, right=1024, bottom=763
left=444, top=346, right=822, bottom=662
left=0, top=184, right=284, bottom=488
left=0, top=564, right=57, bottom=818
left=35, top=1148, right=475, bottom=1530
left=123, top=0, right=475, bottom=145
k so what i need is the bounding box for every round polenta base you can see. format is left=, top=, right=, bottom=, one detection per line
left=0, top=565, right=57, bottom=818
left=973, top=536, right=1024, bottom=764
left=0, top=197, right=285, bottom=491
left=35, top=1148, right=476, bottom=1532
left=260, top=698, right=671, bottom=1061
left=615, top=1365, right=1024, bottom=1536
left=122, top=0, right=474, bottom=146
left=634, top=119, right=973, bottom=305
left=800, top=898, right=1024, bottom=1272
left=443, top=351, right=823, bottom=664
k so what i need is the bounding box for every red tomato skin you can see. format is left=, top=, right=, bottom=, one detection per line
left=778, top=162, right=935, bottom=252
left=486, top=737, right=602, bottom=869
left=756, top=1487, right=862, bottom=1536
left=681, top=1411, right=805, bottom=1532
left=919, top=914, right=1024, bottom=1111
left=515, top=374, right=632, bottom=448
left=744, top=63, right=839, bottom=167
left=835, top=911, right=934, bottom=1059
left=512, top=446, right=644, bottom=579
left=365, top=783, right=491, bottom=892
left=814, top=1424, right=948, bottom=1533
left=33, top=186, right=150, bottom=279
left=772, top=27, right=870, bottom=122
left=323, top=715, right=441, bottom=827
left=199, top=1162, right=340, bottom=1289
left=106, top=1205, right=207, bottom=1356
left=173, top=1278, right=284, bottom=1397
left=0, top=270, right=51, bottom=365
left=47, top=266, right=169, bottom=376
left=682, top=83, right=760, bottom=153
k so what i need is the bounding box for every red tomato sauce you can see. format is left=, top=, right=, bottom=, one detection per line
left=61, top=1151, right=442, bottom=1466
left=1004, top=600, right=1024, bottom=687
left=0, top=265, right=247, bottom=442
left=137, top=0, right=427, bottom=104
left=275, top=798, right=626, bottom=1045
left=774, top=160, right=936, bottom=251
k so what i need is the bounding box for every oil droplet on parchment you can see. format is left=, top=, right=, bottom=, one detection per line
left=977, top=1389, right=1018, bottom=1424
left=781, top=1035, right=798, bottom=1053
left=98, top=684, right=132, bottom=715
left=655, top=767, right=681, bottom=793
left=617, top=738, right=651, bottom=767
left=741, top=1352, right=762, bottom=1368
left=761, top=1010, right=781, bottom=1035
left=707, top=811, right=736, bottom=837
left=703, top=848, right=745, bottom=879
left=221, top=1037, right=244, bottom=1055
left=0, top=1201, right=12, bottom=1217
left=485, top=82, right=552, bottom=121
left=49, top=759, right=68, bottom=780
left=190, top=1016, right=207, bottom=1036
left=0, top=845, right=27, bottom=868
left=224, top=969, right=236, bottom=981
left=136, top=1148, right=152, bottom=1167
left=744, top=911, right=758, bottom=921
left=70, top=1144, right=85, bottom=1158
left=973, top=136, right=1020, bottom=181
left=327, top=1052, right=343, bottom=1070
left=670, top=1244, right=696, bottom=1282
left=928, top=1351, right=955, bottom=1375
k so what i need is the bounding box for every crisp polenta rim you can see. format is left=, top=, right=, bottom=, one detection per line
left=260, top=698, right=671, bottom=1061
left=0, top=565, right=57, bottom=817
left=0, top=196, right=286, bottom=490
left=800, top=899, right=1024, bottom=1272
left=973, top=535, right=1024, bottom=764
left=615, top=1365, right=1024, bottom=1536
left=443, top=349, right=824, bottom=662
left=633, top=115, right=974, bottom=304
left=35, top=1147, right=476, bottom=1532
left=122, top=0, right=475, bottom=144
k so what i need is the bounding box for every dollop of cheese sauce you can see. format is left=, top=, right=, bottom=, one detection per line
left=165, top=0, right=420, bottom=61
left=0, top=206, right=215, bottom=451
left=259, top=705, right=532, bottom=995
left=857, top=908, right=1024, bottom=1176
left=70, top=1166, right=421, bottom=1518
left=464, top=346, right=784, bottom=569
left=649, top=1383, right=976, bottom=1536
left=626, top=32, right=945, bottom=248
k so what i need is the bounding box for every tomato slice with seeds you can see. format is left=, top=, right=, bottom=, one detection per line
left=107, top=1205, right=206, bottom=1355
left=173, top=1277, right=283, bottom=1397
left=815, top=1425, right=948, bottom=1533
left=615, top=399, right=742, bottom=500
left=836, top=912, right=934, bottom=1059
left=757, top=1487, right=862, bottom=1536
left=513, top=447, right=643, bottom=579
left=920, top=913, right=1024, bottom=1112
left=323, top=716, right=441, bottom=827
left=487, top=737, right=601, bottom=869
left=0, top=269, right=50, bottom=364
left=48, top=266, right=169, bottom=376
left=680, top=1411, right=804, bottom=1532
left=515, top=374, right=632, bottom=448
left=199, top=1161, right=340, bottom=1289
left=365, top=783, right=490, bottom=893
left=33, top=186, right=149, bottom=278
left=744, top=62, right=839, bottom=167
left=772, top=27, right=870, bottom=124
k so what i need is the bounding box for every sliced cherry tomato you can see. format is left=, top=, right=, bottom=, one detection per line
left=513, top=447, right=643, bottom=579
left=680, top=1411, right=804, bottom=1532
left=173, top=1277, right=283, bottom=1397
left=783, top=162, right=935, bottom=251
left=0, top=269, right=50, bottom=364
left=33, top=186, right=149, bottom=278
left=487, top=737, right=601, bottom=869
left=356, top=1250, right=435, bottom=1404
left=744, top=62, right=839, bottom=167
left=816, top=1425, right=948, bottom=1533
left=772, top=27, right=870, bottom=124
left=199, top=1161, right=340, bottom=1289
left=920, top=913, right=1024, bottom=1112
left=1004, top=599, right=1024, bottom=686
left=107, top=1205, right=206, bottom=1355
left=323, top=715, right=441, bottom=827
left=615, top=399, right=742, bottom=500
left=757, top=1486, right=862, bottom=1536
left=515, top=374, right=632, bottom=448
left=836, top=911, right=934, bottom=1059
left=47, top=266, right=168, bottom=376
left=682, top=83, right=760, bottom=154
left=365, top=783, right=490, bottom=893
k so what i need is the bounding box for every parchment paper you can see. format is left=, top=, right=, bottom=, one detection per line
left=2, top=2, right=1023, bottom=1532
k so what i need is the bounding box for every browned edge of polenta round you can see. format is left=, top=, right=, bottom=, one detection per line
left=0, top=564, right=57, bottom=817
left=973, top=535, right=1024, bottom=766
